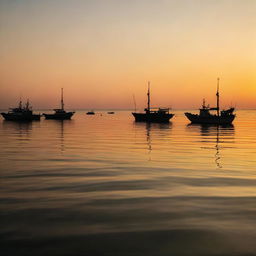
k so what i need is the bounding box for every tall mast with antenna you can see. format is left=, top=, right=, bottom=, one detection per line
left=147, top=81, right=150, bottom=113
left=61, top=88, right=64, bottom=110
left=26, top=99, right=30, bottom=110
left=216, top=78, right=220, bottom=117
left=19, top=96, right=22, bottom=109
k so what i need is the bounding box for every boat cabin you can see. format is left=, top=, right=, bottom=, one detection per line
left=144, top=107, right=171, bottom=114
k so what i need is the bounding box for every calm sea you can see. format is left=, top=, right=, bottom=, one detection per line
left=1, top=110, right=256, bottom=256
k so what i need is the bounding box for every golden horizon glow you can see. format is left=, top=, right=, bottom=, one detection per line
left=0, top=0, right=255, bottom=109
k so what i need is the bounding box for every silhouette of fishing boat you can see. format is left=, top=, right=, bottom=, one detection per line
left=1, top=99, right=40, bottom=121
left=86, top=111, right=95, bottom=115
left=132, top=82, right=174, bottom=123
left=107, top=112, right=115, bottom=114
left=43, top=88, right=75, bottom=120
left=185, top=78, right=235, bottom=125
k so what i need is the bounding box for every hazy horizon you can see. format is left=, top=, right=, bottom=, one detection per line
left=0, top=0, right=255, bottom=109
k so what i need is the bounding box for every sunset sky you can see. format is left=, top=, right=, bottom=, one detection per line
left=0, top=0, right=255, bottom=109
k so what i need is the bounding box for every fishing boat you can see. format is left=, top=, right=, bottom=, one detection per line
left=132, top=82, right=174, bottom=123
left=1, top=99, right=41, bottom=121
left=43, top=88, right=75, bottom=120
left=86, top=111, right=95, bottom=115
left=185, top=78, right=235, bottom=125
left=107, top=111, right=115, bottom=114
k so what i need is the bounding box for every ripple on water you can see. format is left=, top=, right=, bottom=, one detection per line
left=1, top=110, right=256, bottom=255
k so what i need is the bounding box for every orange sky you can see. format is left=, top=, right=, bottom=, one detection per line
left=0, top=0, right=255, bottom=109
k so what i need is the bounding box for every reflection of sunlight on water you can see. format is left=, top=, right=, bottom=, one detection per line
left=1, top=110, right=256, bottom=255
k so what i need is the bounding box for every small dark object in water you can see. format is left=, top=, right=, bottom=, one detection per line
left=107, top=112, right=115, bottom=114
left=86, top=111, right=95, bottom=115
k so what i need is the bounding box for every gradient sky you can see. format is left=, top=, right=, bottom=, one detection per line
left=0, top=0, right=255, bottom=109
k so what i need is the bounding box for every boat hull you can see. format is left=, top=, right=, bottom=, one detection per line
left=43, top=112, right=74, bottom=120
left=185, top=112, right=235, bottom=125
left=132, top=113, right=174, bottom=123
left=1, top=113, right=41, bottom=121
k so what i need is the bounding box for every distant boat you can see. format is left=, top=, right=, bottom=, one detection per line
left=132, top=82, right=174, bottom=123
left=1, top=99, right=40, bottom=121
left=86, top=111, right=95, bottom=115
left=43, top=88, right=75, bottom=120
left=184, top=78, right=235, bottom=125
left=107, top=112, right=115, bottom=114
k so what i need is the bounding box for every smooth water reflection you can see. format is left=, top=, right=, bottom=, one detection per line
left=0, top=110, right=256, bottom=256
left=134, top=122, right=173, bottom=161
left=186, top=124, right=235, bottom=169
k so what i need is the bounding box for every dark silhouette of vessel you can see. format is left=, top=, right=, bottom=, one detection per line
left=86, top=111, right=95, bottom=115
left=1, top=99, right=40, bottom=121
left=107, top=111, right=115, bottom=114
left=43, top=88, right=75, bottom=120
left=132, top=82, right=174, bottom=123
left=185, top=78, right=235, bottom=125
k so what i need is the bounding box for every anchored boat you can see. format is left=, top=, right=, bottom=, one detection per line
left=132, top=82, right=174, bottom=123
left=1, top=99, right=40, bottom=121
left=185, top=78, right=235, bottom=125
left=86, top=111, right=95, bottom=115
left=43, top=88, right=75, bottom=120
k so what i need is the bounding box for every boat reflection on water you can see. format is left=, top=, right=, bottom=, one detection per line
left=133, top=121, right=172, bottom=161
left=2, top=120, right=33, bottom=141
left=187, top=124, right=235, bottom=168
left=57, top=120, right=65, bottom=153
left=50, top=119, right=74, bottom=154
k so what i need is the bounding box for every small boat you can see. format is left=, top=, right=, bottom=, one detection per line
left=107, top=112, right=115, bottom=114
left=86, top=111, right=95, bottom=115
left=1, top=99, right=40, bottom=121
left=184, top=78, right=235, bottom=125
left=132, top=82, right=174, bottom=123
left=43, top=88, right=75, bottom=120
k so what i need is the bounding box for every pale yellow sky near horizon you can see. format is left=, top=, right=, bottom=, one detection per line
left=0, top=0, right=255, bottom=109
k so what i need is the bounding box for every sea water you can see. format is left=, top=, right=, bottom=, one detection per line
left=1, top=110, right=256, bottom=255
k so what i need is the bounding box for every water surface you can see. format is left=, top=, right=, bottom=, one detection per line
left=1, top=110, right=256, bottom=255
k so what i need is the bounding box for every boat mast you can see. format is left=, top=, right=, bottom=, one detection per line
left=202, top=98, right=206, bottom=109
left=61, top=88, right=64, bottom=110
left=147, top=81, right=150, bottom=113
left=216, top=78, right=220, bottom=117
left=19, top=97, right=22, bottom=109
left=26, top=99, right=30, bottom=110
